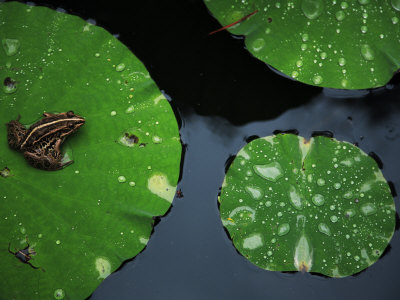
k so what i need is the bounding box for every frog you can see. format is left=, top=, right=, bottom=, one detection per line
left=6, top=111, right=85, bottom=170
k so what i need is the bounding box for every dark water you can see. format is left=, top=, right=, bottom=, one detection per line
left=31, top=0, right=400, bottom=299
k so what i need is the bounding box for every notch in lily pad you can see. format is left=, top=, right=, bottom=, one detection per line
left=220, top=133, right=396, bottom=277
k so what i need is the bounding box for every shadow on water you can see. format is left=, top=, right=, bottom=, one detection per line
left=39, top=0, right=320, bottom=125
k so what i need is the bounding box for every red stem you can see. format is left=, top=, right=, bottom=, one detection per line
left=208, top=9, right=259, bottom=35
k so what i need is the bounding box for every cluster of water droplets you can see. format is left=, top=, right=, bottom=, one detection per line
left=222, top=135, right=395, bottom=275
left=227, top=0, right=400, bottom=89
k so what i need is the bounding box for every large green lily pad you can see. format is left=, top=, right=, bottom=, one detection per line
left=205, top=0, right=400, bottom=89
left=0, top=2, right=181, bottom=299
left=220, top=134, right=395, bottom=277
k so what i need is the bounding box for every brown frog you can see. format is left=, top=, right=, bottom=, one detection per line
left=6, top=111, right=85, bottom=170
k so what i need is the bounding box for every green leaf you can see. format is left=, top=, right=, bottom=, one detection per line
left=0, top=2, right=181, bottom=299
left=220, top=134, right=395, bottom=277
left=204, top=0, right=400, bottom=89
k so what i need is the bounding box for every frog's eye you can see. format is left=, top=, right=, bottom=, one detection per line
left=68, top=123, right=75, bottom=128
left=67, top=111, right=74, bottom=117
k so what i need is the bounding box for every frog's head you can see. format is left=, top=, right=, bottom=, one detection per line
left=58, top=110, right=85, bottom=135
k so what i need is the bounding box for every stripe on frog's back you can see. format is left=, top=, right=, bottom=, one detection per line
left=21, top=118, right=82, bottom=149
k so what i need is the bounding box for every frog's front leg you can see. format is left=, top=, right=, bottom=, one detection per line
left=6, top=116, right=27, bottom=150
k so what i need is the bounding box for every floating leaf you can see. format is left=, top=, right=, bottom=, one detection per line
left=0, top=2, right=181, bottom=299
left=205, top=0, right=400, bottom=89
left=220, top=134, right=395, bottom=277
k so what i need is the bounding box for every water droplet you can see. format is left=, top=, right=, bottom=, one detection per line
left=3, top=77, right=18, bottom=94
left=129, top=181, right=136, bottom=187
left=330, top=215, right=338, bottom=223
left=362, top=12, right=368, bottom=19
left=118, top=176, right=126, bottom=183
left=253, top=162, right=283, bottom=182
left=265, top=201, right=272, bottom=207
left=125, top=105, right=134, bottom=114
left=288, top=185, right=304, bottom=210
left=341, top=1, right=348, bottom=9
left=301, top=43, right=308, bottom=51
left=312, top=194, right=325, bottom=206
left=360, top=203, right=377, bottom=216
left=277, top=212, right=283, bottom=217
left=110, top=111, right=117, bottom=116
left=118, top=132, right=139, bottom=147
left=277, top=223, right=290, bottom=236
left=343, top=191, right=353, bottom=199
left=56, top=240, right=61, bottom=245
left=318, top=223, right=331, bottom=236
left=116, top=63, right=125, bottom=72
left=152, top=136, right=162, bottom=144
left=38, top=233, right=43, bottom=238
left=302, top=33, right=309, bottom=42
left=392, top=0, right=400, bottom=11
left=275, top=2, right=281, bottom=8
left=54, top=289, right=65, bottom=300
left=1, top=166, right=11, bottom=178
left=243, top=234, right=263, bottom=249
left=360, top=44, right=375, bottom=61
left=291, top=71, right=299, bottom=78
left=296, top=60, right=303, bottom=67
left=265, top=28, right=271, bottom=34
left=317, top=178, right=326, bottom=186
left=252, top=38, right=265, bottom=52
left=271, top=238, right=276, bottom=243
left=313, top=75, right=323, bottom=85
left=301, top=0, right=324, bottom=20
left=330, top=205, right=335, bottom=211
left=360, top=25, right=368, bottom=33
left=245, top=186, right=263, bottom=200
left=320, top=52, right=327, bottom=59
left=20, top=227, right=26, bottom=234
left=354, top=255, right=360, bottom=261
left=334, top=182, right=341, bottom=189
left=95, top=53, right=100, bottom=57
left=358, top=0, right=370, bottom=4
left=335, top=10, right=345, bottom=21
left=2, top=39, right=20, bottom=56
left=338, top=57, right=346, bottom=66
left=392, top=16, right=399, bottom=24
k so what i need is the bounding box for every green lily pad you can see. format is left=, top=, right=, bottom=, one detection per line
left=205, top=0, right=400, bottom=89
left=0, top=2, right=181, bottom=299
left=220, top=134, right=395, bottom=277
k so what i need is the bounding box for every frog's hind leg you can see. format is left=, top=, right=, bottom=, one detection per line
left=23, top=151, right=52, bottom=170
left=23, top=140, right=73, bottom=171
left=6, top=117, right=27, bottom=150
left=23, top=150, right=65, bottom=171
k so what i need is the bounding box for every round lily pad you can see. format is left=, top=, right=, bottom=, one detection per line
left=0, top=2, right=181, bottom=299
left=220, top=134, right=395, bottom=277
left=204, top=0, right=400, bottom=89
